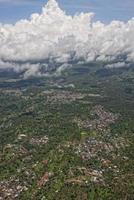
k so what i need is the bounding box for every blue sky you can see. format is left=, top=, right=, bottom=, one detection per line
left=0, top=0, right=134, bottom=24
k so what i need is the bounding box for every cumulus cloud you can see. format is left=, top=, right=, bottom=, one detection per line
left=0, top=0, right=134, bottom=78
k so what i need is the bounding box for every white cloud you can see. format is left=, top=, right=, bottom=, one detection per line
left=0, top=0, right=134, bottom=78
left=105, top=62, right=129, bottom=69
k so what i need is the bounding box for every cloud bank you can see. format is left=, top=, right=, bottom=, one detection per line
left=0, top=0, right=134, bottom=78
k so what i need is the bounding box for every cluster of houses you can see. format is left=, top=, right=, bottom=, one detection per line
left=65, top=166, right=104, bottom=186
left=76, top=137, right=115, bottom=161
left=74, top=105, right=118, bottom=131
left=44, top=90, right=87, bottom=103
left=29, top=135, right=49, bottom=146
left=0, top=134, right=49, bottom=199
left=0, top=176, right=28, bottom=200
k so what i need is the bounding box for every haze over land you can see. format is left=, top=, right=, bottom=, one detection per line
left=0, top=0, right=134, bottom=78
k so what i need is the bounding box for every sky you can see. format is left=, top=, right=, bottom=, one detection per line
left=0, top=0, right=134, bottom=24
